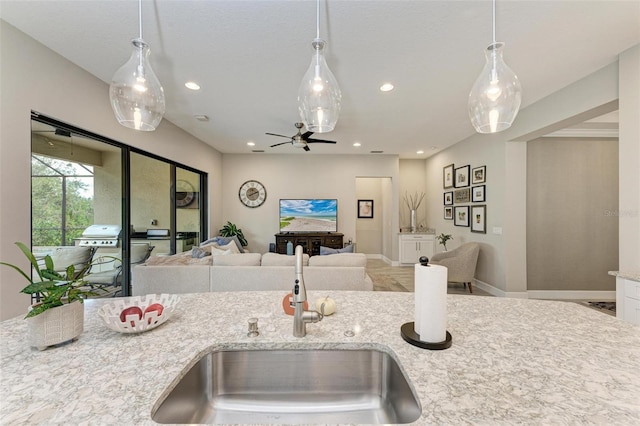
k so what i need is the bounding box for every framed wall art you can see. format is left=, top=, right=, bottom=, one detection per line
left=471, top=205, right=487, bottom=233
left=443, top=164, right=454, bottom=189
left=444, top=191, right=453, bottom=205
left=454, top=206, right=470, bottom=227
left=472, top=166, right=486, bottom=184
left=454, top=188, right=470, bottom=204
left=472, top=185, right=485, bottom=202
left=454, top=165, right=470, bottom=188
left=444, top=206, right=453, bottom=220
left=357, top=199, right=374, bottom=218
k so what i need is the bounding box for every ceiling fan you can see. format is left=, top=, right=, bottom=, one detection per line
left=267, top=122, right=337, bottom=151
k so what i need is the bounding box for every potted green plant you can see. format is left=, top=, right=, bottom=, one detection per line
left=219, top=221, right=248, bottom=247
left=436, top=233, right=453, bottom=251
left=1, top=242, right=103, bottom=350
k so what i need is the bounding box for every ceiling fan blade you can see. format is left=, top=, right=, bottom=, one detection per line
left=266, top=132, right=293, bottom=139
left=307, top=139, right=337, bottom=144
left=303, top=145, right=311, bottom=151
left=270, top=141, right=292, bottom=148
left=301, top=131, right=314, bottom=140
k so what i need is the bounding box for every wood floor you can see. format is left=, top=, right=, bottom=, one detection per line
left=365, top=259, right=618, bottom=317
left=365, top=259, right=492, bottom=296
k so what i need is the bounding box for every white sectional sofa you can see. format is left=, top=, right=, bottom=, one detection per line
left=132, top=252, right=373, bottom=295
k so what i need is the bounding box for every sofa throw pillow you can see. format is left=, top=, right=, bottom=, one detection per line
left=200, top=236, right=245, bottom=253
left=209, top=246, right=232, bottom=256
left=320, top=244, right=355, bottom=255
left=191, top=246, right=212, bottom=258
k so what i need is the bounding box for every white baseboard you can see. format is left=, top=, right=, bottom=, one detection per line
left=365, top=253, right=383, bottom=259
left=472, top=279, right=527, bottom=298
left=365, top=254, right=400, bottom=267
left=527, top=290, right=616, bottom=301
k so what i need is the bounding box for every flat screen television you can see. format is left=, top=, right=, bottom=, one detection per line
left=279, top=199, right=338, bottom=233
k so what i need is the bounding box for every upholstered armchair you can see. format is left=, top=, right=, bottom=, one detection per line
left=430, top=242, right=480, bottom=293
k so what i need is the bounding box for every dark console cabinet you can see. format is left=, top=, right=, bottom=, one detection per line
left=275, top=233, right=343, bottom=256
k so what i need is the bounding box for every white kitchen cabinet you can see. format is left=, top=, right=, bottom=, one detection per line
left=399, top=233, right=435, bottom=264
left=617, top=277, right=640, bottom=325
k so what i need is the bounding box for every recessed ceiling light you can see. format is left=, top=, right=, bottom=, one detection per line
left=247, top=141, right=255, bottom=147
left=185, top=81, right=201, bottom=90
left=379, top=83, right=394, bottom=92
left=353, top=142, right=361, bottom=147
left=416, top=150, right=424, bottom=154
left=194, top=114, right=209, bottom=121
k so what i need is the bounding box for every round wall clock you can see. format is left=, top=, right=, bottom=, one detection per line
left=176, top=180, right=196, bottom=207
left=238, top=180, right=267, bottom=208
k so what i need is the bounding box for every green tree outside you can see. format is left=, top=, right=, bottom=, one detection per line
left=31, top=155, right=94, bottom=246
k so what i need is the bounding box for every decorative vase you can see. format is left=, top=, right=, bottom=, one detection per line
left=27, top=301, right=84, bottom=351
left=410, top=209, right=417, bottom=233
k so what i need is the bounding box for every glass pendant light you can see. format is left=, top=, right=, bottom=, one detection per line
left=468, top=0, right=521, bottom=134
left=298, top=0, right=341, bottom=133
left=109, top=0, right=165, bottom=131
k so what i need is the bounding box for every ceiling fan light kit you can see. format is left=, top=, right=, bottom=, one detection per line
left=297, top=0, right=342, bottom=133
left=468, top=0, right=522, bottom=134
left=109, top=0, right=165, bottom=131
left=267, top=122, right=337, bottom=152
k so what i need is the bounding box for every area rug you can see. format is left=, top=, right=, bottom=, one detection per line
left=582, top=301, right=616, bottom=316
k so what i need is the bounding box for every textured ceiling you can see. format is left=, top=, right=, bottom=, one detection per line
left=1, top=0, right=638, bottom=158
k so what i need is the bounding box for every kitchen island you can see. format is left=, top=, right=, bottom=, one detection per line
left=1, top=291, right=639, bottom=425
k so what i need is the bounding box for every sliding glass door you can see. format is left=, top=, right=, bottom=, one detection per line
left=31, top=113, right=207, bottom=297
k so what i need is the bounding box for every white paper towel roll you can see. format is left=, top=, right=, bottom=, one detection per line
left=414, top=263, right=448, bottom=343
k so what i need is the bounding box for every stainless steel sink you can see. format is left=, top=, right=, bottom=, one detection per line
left=152, top=347, right=422, bottom=424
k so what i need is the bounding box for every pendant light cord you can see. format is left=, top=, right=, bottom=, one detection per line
left=316, top=0, right=320, bottom=39
left=138, top=0, right=143, bottom=40
left=492, top=0, right=496, bottom=44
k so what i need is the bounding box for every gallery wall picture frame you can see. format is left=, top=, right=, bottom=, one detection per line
left=472, top=185, right=486, bottom=202
left=454, top=206, right=470, bottom=227
left=444, top=206, right=453, bottom=220
left=443, top=164, right=455, bottom=189
left=454, top=165, right=470, bottom=188
left=471, top=205, right=487, bottom=233
left=444, top=191, right=453, bottom=205
left=357, top=199, right=374, bottom=218
left=472, top=166, right=486, bottom=184
left=454, top=188, right=470, bottom=204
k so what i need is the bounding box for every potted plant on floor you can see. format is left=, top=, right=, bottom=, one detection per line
left=219, top=221, right=248, bottom=247
left=436, top=233, right=453, bottom=251
left=1, top=242, right=102, bottom=350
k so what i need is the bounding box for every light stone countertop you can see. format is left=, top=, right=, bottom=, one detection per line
left=1, top=291, right=639, bottom=425
left=609, top=270, right=640, bottom=282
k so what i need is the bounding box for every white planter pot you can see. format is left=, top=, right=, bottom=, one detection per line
left=27, top=301, right=84, bottom=350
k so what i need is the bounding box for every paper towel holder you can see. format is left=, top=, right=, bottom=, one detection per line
left=419, top=256, right=429, bottom=267
left=400, top=322, right=452, bottom=350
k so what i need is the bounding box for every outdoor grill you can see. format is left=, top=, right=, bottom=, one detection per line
left=77, top=224, right=122, bottom=247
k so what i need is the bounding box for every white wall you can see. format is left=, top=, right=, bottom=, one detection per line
left=424, top=130, right=506, bottom=290
left=399, top=160, right=428, bottom=231
left=356, top=177, right=386, bottom=254
left=618, top=45, right=640, bottom=270
left=0, top=21, right=223, bottom=320
left=220, top=154, right=399, bottom=255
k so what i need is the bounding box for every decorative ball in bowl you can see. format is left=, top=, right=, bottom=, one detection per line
left=98, top=294, right=180, bottom=333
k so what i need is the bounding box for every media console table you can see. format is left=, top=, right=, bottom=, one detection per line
left=275, top=233, right=344, bottom=256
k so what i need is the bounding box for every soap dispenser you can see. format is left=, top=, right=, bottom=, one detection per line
left=286, top=240, right=293, bottom=256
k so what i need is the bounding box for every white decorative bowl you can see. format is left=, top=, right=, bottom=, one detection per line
left=98, top=294, right=180, bottom=333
